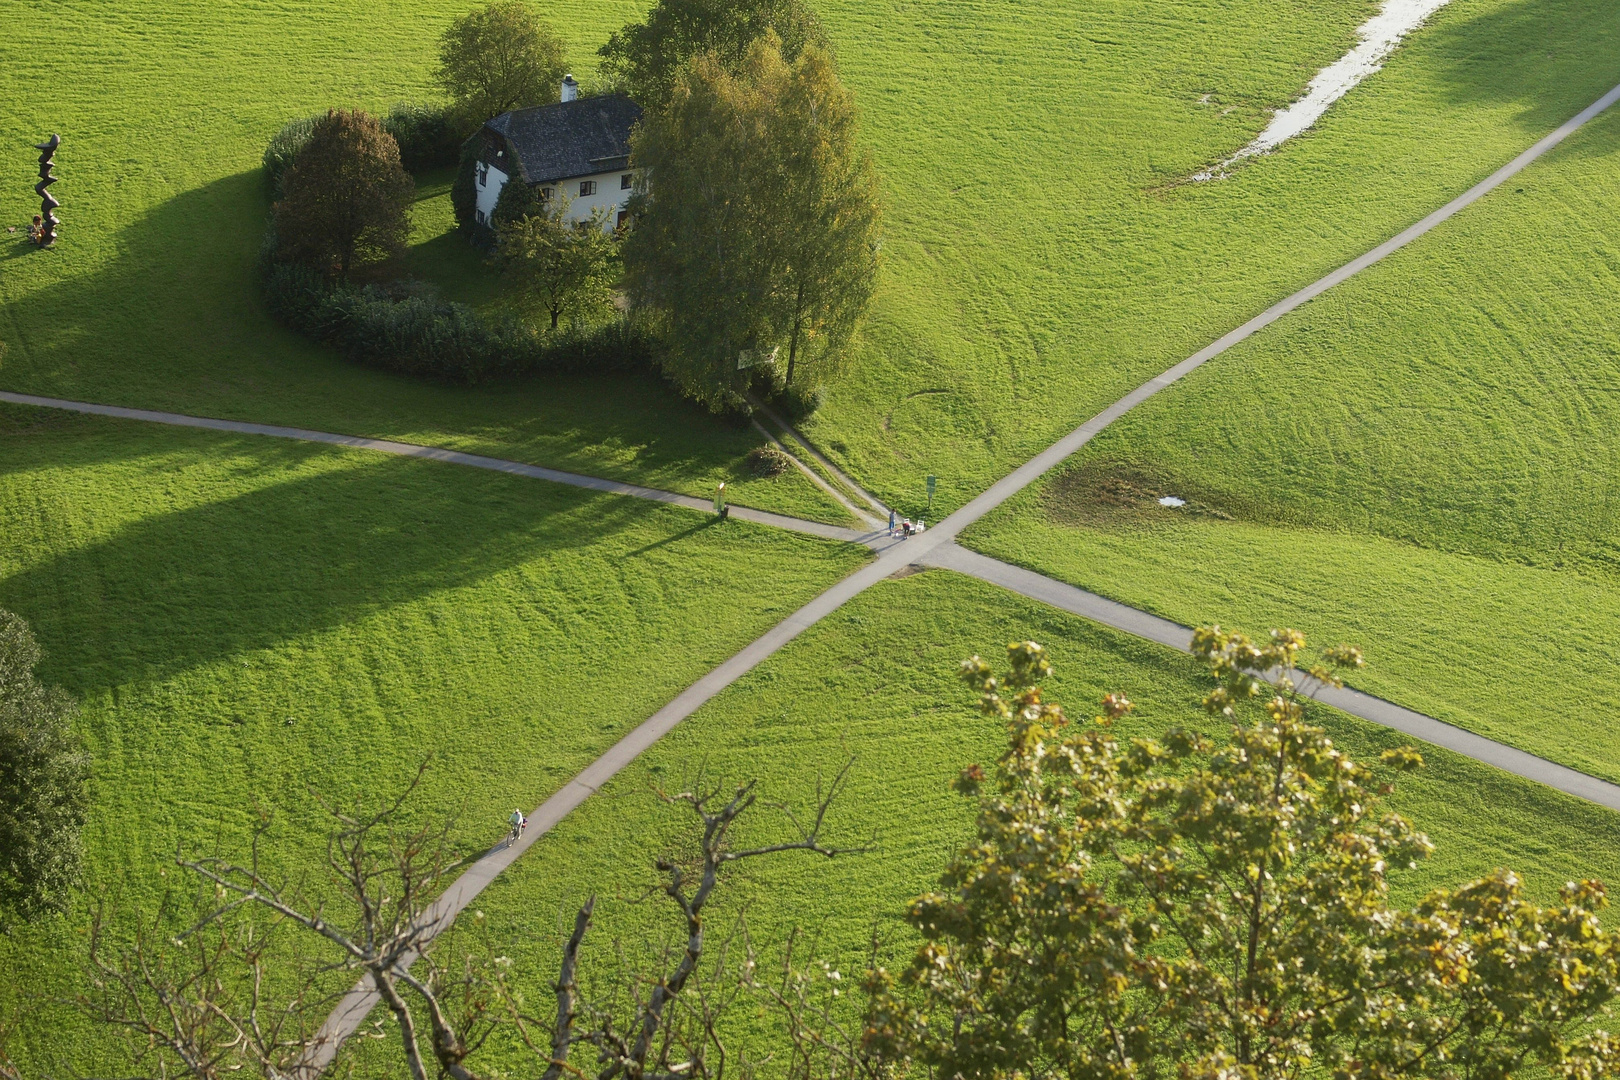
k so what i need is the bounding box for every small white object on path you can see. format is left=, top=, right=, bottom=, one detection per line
left=1196, top=0, right=1454, bottom=179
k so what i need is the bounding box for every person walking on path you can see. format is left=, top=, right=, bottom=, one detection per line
left=508, top=808, right=526, bottom=846
left=888, top=508, right=895, bottom=535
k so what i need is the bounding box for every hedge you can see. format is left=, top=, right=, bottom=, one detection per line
left=264, top=105, right=464, bottom=194
left=383, top=104, right=465, bottom=173
left=262, top=262, right=651, bottom=384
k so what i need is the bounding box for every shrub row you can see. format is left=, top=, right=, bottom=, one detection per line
left=383, top=104, right=465, bottom=173
left=263, top=263, right=652, bottom=384
left=263, top=105, right=465, bottom=193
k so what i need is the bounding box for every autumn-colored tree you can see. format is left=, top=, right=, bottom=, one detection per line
left=436, top=1, right=568, bottom=125
left=865, top=635, right=1620, bottom=1080
left=599, top=0, right=825, bottom=109
left=624, top=35, right=881, bottom=410
left=496, top=200, right=620, bottom=330
left=273, top=110, right=414, bottom=281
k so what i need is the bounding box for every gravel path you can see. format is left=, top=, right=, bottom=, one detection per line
left=7, top=77, right=1618, bottom=1074
left=0, top=391, right=886, bottom=548
left=924, top=543, right=1620, bottom=812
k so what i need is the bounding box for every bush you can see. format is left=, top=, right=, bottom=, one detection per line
left=262, top=262, right=651, bottom=383
left=273, top=110, right=414, bottom=280
left=491, top=174, right=546, bottom=229
left=383, top=104, right=465, bottom=172
left=745, top=445, right=793, bottom=478
left=262, top=115, right=320, bottom=193
left=0, top=608, right=86, bottom=921
left=268, top=106, right=465, bottom=191
left=773, top=383, right=825, bottom=421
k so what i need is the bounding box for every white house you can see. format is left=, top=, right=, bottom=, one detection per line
left=473, top=76, right=642, bottom=232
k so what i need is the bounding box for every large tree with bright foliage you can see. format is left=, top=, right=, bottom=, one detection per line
left=436, top=1, right=568, bottom=125
left=864, top=634, right=1620, bottom=1080
left=624, top=35, right=881, bottom=409
left=599, top=0, right=825, bottom=109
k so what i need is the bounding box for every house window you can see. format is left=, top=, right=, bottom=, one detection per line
left=541, top=186, right=555, bottom=202
left=476, top=162, right=489, bottom=187
left=475, top=210, right=486, bottom=225
left=579, top=180, right=596, bottom=197
left=621, top=173, right=633, bottom=190
left=617, top=210, right=631, bottom=230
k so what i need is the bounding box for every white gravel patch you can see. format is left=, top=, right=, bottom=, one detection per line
left=1195, top=0, right=1454, bottom=179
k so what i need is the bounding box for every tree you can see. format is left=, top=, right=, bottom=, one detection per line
left=599, top=0, right=822, bottom=107
left=0, top=607, right=86, bottom=921
left=864, top=636, right=1620, bottom=1079
left=85, top=761, right=862, bottom=1080
left=762, top=45, right=881, bottom=389
left=273, top=110, right=414, bottom=281
left=624, top=36, right=881, bottom=410
left=437, top=1, right=568, bottom=125
left=496, top=199, right=620, bottom=330
left=600, top=0, right=826, bottom=109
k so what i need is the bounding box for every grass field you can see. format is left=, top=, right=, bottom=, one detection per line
left=6, top=0, right=1620, bottom=1071
left=0, top=403, right=865, bottom=1068
left=335, top=568, right=1620, bottom=1075
left=964, top=106, right=1620, bottom=782
left=3, top=0, right=1616, bottom=519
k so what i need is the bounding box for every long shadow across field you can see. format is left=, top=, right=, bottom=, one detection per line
left=0, top=442, right=717, bottom=694
left=1430, top=0, right=1620, bottom=142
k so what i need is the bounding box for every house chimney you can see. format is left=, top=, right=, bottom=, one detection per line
left=561, top=74, right=579, bottom=102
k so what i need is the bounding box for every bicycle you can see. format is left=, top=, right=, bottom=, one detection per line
left=507, top=812, right=527, bottom=847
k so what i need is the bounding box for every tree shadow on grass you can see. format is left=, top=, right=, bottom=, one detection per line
left=1425, top=0, right=1620, bottom=141
left=0, top=170, right=766, bottom=488
left=0, top=441, right=710, bottom=696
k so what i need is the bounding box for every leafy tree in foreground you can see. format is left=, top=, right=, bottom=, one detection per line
left=273, top=109, right=414, bottom=281
left=599, top=0, right=825, bottom=109
left=0, top=607, right=87, bottom=921
left=496, top=200, right=621, bottom=330
left=437, top=1, right=568, bottom=125
left=625, top=35, right=881, bottom=410
left=865, top=634, right=1620, bottom=1079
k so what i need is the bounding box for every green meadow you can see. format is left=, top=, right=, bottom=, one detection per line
left=966, top=106, right=1620, bottom=783
left=4, top=0, right=1620, bottom=1071
left=3, top=0, right=1616, bottom=517
left=339, top=570, right=1620, bottom=1075
left=0, top=405, right=863, bottom=1066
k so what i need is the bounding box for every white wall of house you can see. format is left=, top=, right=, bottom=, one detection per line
left=476, top=162, right=641, bottom=232
left=474, top=160, right=509, bottom=226
left=545, top=169, right=639, bottom=230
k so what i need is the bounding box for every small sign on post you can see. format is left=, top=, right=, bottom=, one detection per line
left=926, top=475, right=937, bottom=513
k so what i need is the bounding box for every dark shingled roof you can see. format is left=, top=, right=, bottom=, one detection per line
left=485, top=95, right=642, bottom=185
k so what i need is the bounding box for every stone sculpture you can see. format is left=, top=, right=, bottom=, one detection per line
left=34, top=134, right=59, bottom=247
